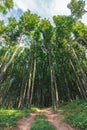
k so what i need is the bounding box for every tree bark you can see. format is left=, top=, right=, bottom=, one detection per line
left=26, top=58, right=33, bottom=107
left=70, top=44, right=87, bottom=90
left=70, top=59, right=87, bottom=100
left=0, top=34, right=23, bottom=81
left=49, top=53, right=55, bottom=108
left=53, top=67, right=59, bottom=108
left=30, top=58, right=36, bottom=105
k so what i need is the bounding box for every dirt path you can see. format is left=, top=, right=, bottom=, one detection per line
left=39, top=108, right=78, bottom=130
left=12, top=108, right=77, bottom=130
left=13, top=112, right=38, bottom=130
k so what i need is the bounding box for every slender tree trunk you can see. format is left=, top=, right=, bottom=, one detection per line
left=0, top=46, right=20, bottom=81
left=49, top=54, right=55, bottom=108
left=0, top=49, right=10, bottom=69
left=22, top=80, right=28, bottom=106
left=53, top=67, right=59, bottom=108
left=26, top=58, right=33, bottom=107
left=69, top=43, right=87, bottom=90
left=48, top=51, right=57, bottom=109
left=62, top=68, right=70, bottom=101
left=30, top=58, right=36, bottom=105
left=0, top=34, right=23, bottom=81
left=70, top=59, right=87, bottom=100
left=18, top=78, right=25, bottom=108
left=0, top=78, right=12, bottom=105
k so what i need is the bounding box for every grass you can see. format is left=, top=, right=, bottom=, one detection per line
left=30, top=114, right=55, bottom=130
left=0, top=106, right=39, bottom=130
left=34, top=113, right=47, bottom=120
left=58, top=100, right=87, bottom=130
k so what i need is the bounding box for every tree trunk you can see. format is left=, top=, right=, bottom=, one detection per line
left=53, top=67, right=59, bottom=108
left=30, top=58, right=36, bottom=105
left=49, top=55, right=55, bottom=106
left=18, top=78, right=26, bottom=108
left=70, top=59, right=87, bottom=100
left=26, top=58, right=33, bottom=107
left=70, top=44, right=87, bottom=91
left=0, top=34, right=23, bottom=81
left=0, top=49, right=10, bottom=69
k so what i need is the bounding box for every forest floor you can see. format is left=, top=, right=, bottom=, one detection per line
left=12, top=108, right=77, bottom=130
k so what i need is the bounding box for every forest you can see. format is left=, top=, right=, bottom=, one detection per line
left=0, top=0, right=87, bottom=129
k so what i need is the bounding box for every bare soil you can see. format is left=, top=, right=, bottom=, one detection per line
left=12, top=108, right=78, bottom=130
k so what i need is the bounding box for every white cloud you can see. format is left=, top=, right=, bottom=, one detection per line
left=82, top=14, right=87, bottom=25
left=51, top=0, right=71, bottom=15
left=13, top=0, right=71, bottom=17
left=13, top=0, right=37, bottom=12
left=13, top=0, right=87, bottom=25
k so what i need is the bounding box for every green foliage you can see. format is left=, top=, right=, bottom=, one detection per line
left=0, top=20, right=5, bottom=34
left=0, top=4, right=6, bottom=14
left=19, top=10, right=39, bottom=33
left=0, top=0, right=14, bottom=14
left=0, top=107, right=38, bottom=129
left=0, top=0, right=87, bottom=112
left=31, top=120, right=55, bottom=130
left=73, top=21, right=87, bottom=39
left=40, top=19, right=53, bottom=43
left=67, top=0, right=86, bottom=19
left=30, top=114, right=55, bottom=130
left=34, top=114, right=47, bottom=120
left=58, top=100, right=87, bottom=130
left=53, top=15, right=75, bottom=39
left=30, top=106, right=40, bottom=112
left=4, top=17, right=19, bottom=43
left=5, top=0, right=14, bottom=10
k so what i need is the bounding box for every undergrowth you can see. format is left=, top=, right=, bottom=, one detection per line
left=0, top=106, right=39, bottom=130
left=34, top=114, right=47, bottom=120
left=58, top=100, right=87, bottom=130
left=30, top=114, right=55, bottom=130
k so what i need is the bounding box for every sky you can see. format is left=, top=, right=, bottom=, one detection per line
left=13, top=0, right=87, bottom=24
left=13, top=0, right=71, bottom=17
left=0, top=0, right=87, bottom=25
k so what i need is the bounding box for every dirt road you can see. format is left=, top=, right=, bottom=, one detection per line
left=13, top=108, right=77, bottom=130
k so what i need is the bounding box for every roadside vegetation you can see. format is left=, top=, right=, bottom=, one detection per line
left=58, top=100, right=87, bottom=130
left=0, top=107, right=39, bottom=130
left=30, top=114, right=55, bottom=130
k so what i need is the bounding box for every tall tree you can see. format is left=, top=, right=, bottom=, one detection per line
left=67, top=0, right=86, bottom=19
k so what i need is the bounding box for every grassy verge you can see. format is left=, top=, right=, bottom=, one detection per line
left=58, top=100, right=87, bottom=130
left=30, top=114, right=55, bottom=130
left=0, top=106, right=39, bottom=130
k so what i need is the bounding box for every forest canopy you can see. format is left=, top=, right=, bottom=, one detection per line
left=0, top=0, right=87, bottom=109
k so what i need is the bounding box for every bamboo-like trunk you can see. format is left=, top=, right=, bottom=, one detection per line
left=0, top=49, right=10, bottom=69
left=18, top=78, right=25, bottom=108
left=70, top=59, right=87, bottom=100
left=30, top=58, right=36, bottom=105
left=26, top=58, right=33, bottom=107
left=53, top=67, right=59, bottom=108
left=0, top=78, right=12, bottom=105
left=22, top=81, right=28, bottom=106
left=70, top=44, right=87, bottom=90
left=0, top=34, right=23, bottom=81
left=49, top=56, right=54, bottom=106
left=62, top=68, right=70, bottom=101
